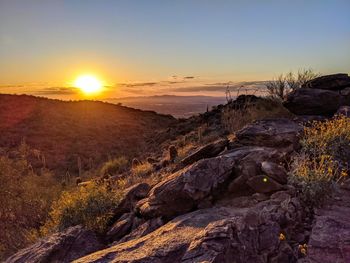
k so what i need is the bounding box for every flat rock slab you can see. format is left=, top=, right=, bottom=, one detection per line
left=5, top=226, right=104, bottom=263
left=304, top=180, right=350, bottom=263
left=235, top=118, right=302, bottom=149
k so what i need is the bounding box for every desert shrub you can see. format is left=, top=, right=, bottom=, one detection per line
left=0, top=156, right=61, bottom=260
left=222, top=97, right=292, bottom=133
left=176, top=143, right=196, bottom=161
left=289, top=116, right=349, bottom=209
left=301, top=115, right=350, bottom=169
left=289, top=153, right=345, bottom=209
left=266, top=69, right=320, bottom=100
left=131, top=162, right=153, bottom=178
left=100, top=157, right=128, bottom=175
left=42, top=182, right=121, bottom=234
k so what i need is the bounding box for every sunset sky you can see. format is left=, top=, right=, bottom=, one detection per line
left=0, top=0, right=349, bottom=99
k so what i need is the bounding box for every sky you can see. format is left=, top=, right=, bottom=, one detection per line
left=0, top=0, right=349, bottom=99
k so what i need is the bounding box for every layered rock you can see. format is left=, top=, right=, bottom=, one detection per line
left=179, top=138, right=228, bottom=168
left=5, top=226, right=103, bottom=263
left=74, top=192, right=302, bottom=263
left=302, top=73, right=350, bottom=90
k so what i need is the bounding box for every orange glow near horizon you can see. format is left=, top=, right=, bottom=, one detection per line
left=74, top=75, right=103, bottom=95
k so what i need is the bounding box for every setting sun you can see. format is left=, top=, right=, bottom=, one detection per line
left=74, top=75, right=102, bottom=94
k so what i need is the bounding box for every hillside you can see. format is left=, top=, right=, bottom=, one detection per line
left=0, top=94, right=177, bottom=175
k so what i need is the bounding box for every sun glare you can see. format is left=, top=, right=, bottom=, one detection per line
left=74, top=75, right=102, bottom=94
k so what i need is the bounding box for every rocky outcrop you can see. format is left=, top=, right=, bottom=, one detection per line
left=74, top=191, right=303, bottom=263
left=137, top=146, right=285, bottom=219
left=284, top=88, right=347, bottom=116
left=5, top=226, right=103, bottom=263
left=235, top=118, right=302, bottom=150
left=303, top=73, right=350, bottom=90
left=303, top=180, right=350, bottom=263
left=284, top=73, right=350, bottom=116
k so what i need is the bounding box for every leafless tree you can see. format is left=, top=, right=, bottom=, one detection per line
left=266, top=69, right=320, bottom=100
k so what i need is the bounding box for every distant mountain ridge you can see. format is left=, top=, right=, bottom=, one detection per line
left=105, top=95, right=227, bottom=118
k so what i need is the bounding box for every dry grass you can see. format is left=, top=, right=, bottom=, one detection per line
left=301, top=115, right=350, bottom=167
left=222, top=97, right=292, bottom=133
left=100, top=157, right=129, bottom=176
left=131, top=162, right=153, bottom=178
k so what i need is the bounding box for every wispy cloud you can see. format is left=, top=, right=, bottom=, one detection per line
left=33, top=87, right=78, bottom=96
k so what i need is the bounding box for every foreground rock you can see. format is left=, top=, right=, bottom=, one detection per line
left=235, top=118, right=302, bottom=150
left=303, top=180, right=350, bottom=263
left=137, top=146, right=285, bottom=219
left=74, top=192, right=303, bottom=263
left=5, top=226, right=103, bottom=263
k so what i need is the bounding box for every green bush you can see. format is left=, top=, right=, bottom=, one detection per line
left=42, top=183, right=121, bottom=234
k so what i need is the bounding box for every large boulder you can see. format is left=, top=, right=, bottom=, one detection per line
left=5, top=226, right=104, bottom=263
left=73, top=192, right=303, bottom=263
left=303, top=73, right=350, bottom=90
left=284, top=88, right=349, bottom=116
left=137, top=146, right=285, bottom=219
left=179, top=138, right=229, bottom=167
left=235, top=118, right=302, bottom=150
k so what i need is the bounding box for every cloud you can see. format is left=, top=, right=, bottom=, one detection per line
left=170, top=85, right=227, bottom=93
left=33, top=87, right=78, bottom=96
left=116, top=82, right=158, bottom=87
left=0, top=84, right=26, bottom=89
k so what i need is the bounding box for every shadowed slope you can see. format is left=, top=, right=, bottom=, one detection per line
left=0, top=94, right=176, bottom=174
